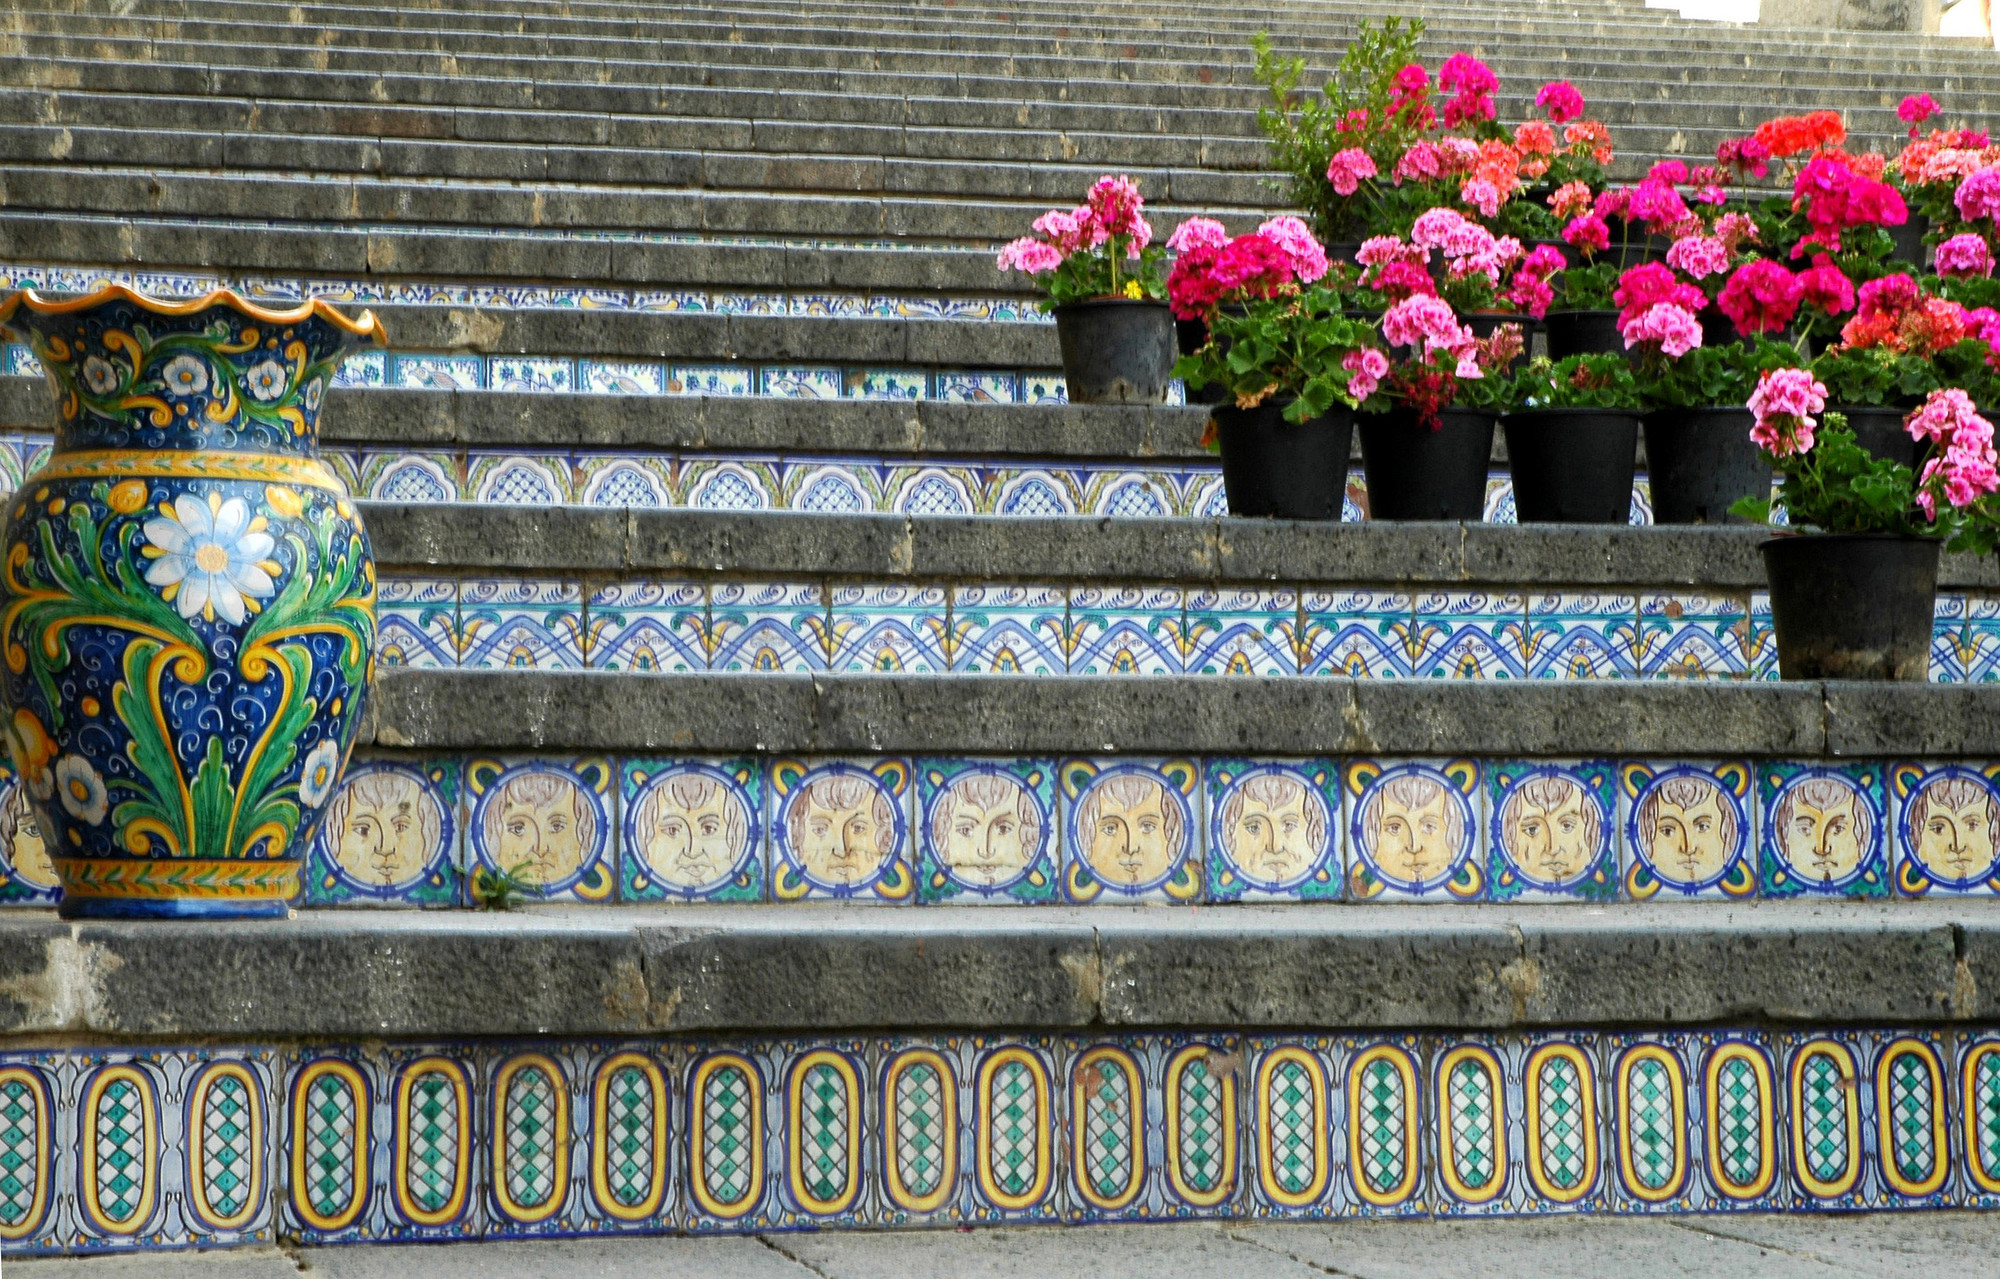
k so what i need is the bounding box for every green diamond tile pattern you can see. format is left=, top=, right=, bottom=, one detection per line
left=988, top=1060, right=1040, bottom=1200
left=407, top=1072, right=461, bottom=1215
left=1537, top=1057, right=1587, bottom=1193
left=1176, top=1058, right=1225, bottom=1196
left=1625, top=1058, right=1675, bottom=1192
left=1715, top=1057, right=1764, bottom=1190
left=200, top=1074, right=255, bottom=1221
left=702, top=1065, right=755, bottom=1207
left=304, top=1073, right=358, bottom=1220
left=1978, top=1053, right=2000, bottom=1184
left=1083, top=1060, right=1134, bottom=1201
left=1447, top=1059, right=1496, bottom=1192
left=93, top=1078, right=147, bottom=1225
left=0, top=1077, right=40, bottom=1227
left=1800, top=1053, right=1850, bottom=1188
left=1267, top=1058, right=1319, bottom=1197
left=895, top=1062, right=947, bottom=1200
left=604, top=1067, right=655, bottom=1209
left=1887, top=1051, right=1936, bottom=1187
left=799, top=1062, right=851, bottom=1206
left=1358, top=1058, right=1406, bottom=1196
left=503, top=1065, right=559, bottom=1211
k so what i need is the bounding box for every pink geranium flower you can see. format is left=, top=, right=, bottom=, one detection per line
left=1747, top=368, right=1828, bottom=457
left=1621, top=303, right=1704, bottom=357
left=1256, top=216, right=1330, bottom=283
left=1167, top=217, right=1228, bottom=256
left=1326, top=147, right=1378, bottom=197
left=1535, top=80, right=1585, bottom=124
left=1665, top=234, right=1730, bottom=280
left=1936, top=232, right=1996, bottom=279
left=1956, top=168, right=2000, bottom=223
left=1343, top=347, right=1390, bottom=401
left=1718, top=259, right=1804, bottom=336
left=1562, top=212, right=1611, bottom=255
left=996, top=237, right=1064, bottom=275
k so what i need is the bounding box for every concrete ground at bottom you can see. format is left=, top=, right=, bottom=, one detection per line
left=6, top=1214, right=2000, bottom=1278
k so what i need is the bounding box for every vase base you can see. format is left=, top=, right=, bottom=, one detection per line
left=56, top=895, right=294, bottom=920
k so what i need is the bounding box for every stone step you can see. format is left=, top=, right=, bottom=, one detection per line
left=1, top=899, right=1990, bottom=1038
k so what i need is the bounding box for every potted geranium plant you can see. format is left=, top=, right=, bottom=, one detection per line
left=1172, top=217, right=1378, bottom=519
left=1502, top=353, right=1643, bottom=522
left=1353, top=293, right=1522, bottom=519
left=997, top=174, right=1172, bottom=403
left=1809, top=271, right=1990, bottom=465
left=1736, top=375, right=2000, bottom=679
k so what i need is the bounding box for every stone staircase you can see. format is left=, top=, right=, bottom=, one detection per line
left=4, top=0, right=2000, bottom=1261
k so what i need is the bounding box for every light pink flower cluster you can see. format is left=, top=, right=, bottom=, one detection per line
left=1381, top=294, right=1480, bottom=377
left=1747, top=368, right=1829, bottom=457
left=1460, top=176, right=1504, bottom=219
left=1957, top=168, right=2000, bottom=223
left=1936, top=232, right=1996, bottom=280
left=1907, top=389, right=2000, bottom=518
left=1343, top=348, right=1390, bottom=402
left=1391, top=142, right=1442, bottom=185
left=995, top=237, right=1063, bottom=275
left=997, top=176, right=1157, bottom=277
left=1032, top=208, right=1103, bottom=254
left=1257, top=215, right=1330, bottom=283
left=1166, top=216, right=1228, bottom=256
left=1326, top=147, right=1378, bottom=197
left=1087, top=175, right=1152, bottom=254
left=1713, top=211, right=1761, bottom=254
left=1410, top=207, right=1492, bottom=259
left=1356, top=235, right=1429, bottom=267
left=1623, top=303, right=1704, bottom=357
left=1664, top=234, right=1730, bottom=280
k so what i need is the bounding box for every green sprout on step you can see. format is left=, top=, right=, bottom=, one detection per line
left=469, top=861, right=537, bottom=911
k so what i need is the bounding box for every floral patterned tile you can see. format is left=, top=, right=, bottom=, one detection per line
left=669, top=365, right=754, bottom=396
left=578, top=359, right=667, bottom=395
left=588, top=580, right=707, bottom=672
left=1409, top=592, right=1528, bottom=680
left=1183, top=588, right=1299, bottom=676
left=885, top=466, right=983, bottom=516
left=989, top=469, right=1083, bottom=516
left=459, top=578, right=586, bottom=670
left=487, top=356, right=575, bottom=394
left=1525, top=593, right=1638, bottom=680
left=1059, top=757, right=1203, bottom=903
left=1082, top=470, right=1176, bottom=519
left=1020, top=373, right=1067, bottom=405
left=949, top=584, right=1066, bottom=675
left=710, top=581, right=828, bottom=673
left=376, top=576, right=459, bottom=670
left=782, top=460, right=883, bottom=514
left=1961, top=594, right=2000, bottom=683
left=828, top=585, right=949, bottom=673
left=934, top=371, right=1017, bottom=404
left=464, top=755, right=618, bottom=903
left=331, top=348, right=387, bottom=388
left=575, top=454, right=673, bottom=507
left=1068, top=586, right=1182, bottom=675
left=680, top=456, right=781, bottom=510
left=467, top=453, right=576, bottom=505
left=846, top=368, right=927, bottom=400
left=358, top=450, right=465, bottom=503
left=1637, top=593, right=1750, bottom=679
left=1299, top=590, right=1413, bottom=678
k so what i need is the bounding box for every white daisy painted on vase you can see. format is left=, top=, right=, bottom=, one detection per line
left=140, top=493, right=283, bottom=625
left=53, top=755, right=108, bottom=825
left=299, top=739, right=342, bottom=807
left=161, top=353, right=210, bottom=398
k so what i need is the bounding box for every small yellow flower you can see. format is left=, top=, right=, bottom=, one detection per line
left=264, top=485, right=305, bottom=519
left=1124, top=280, right=1144, bottom=300
left=106, top=480, right=148, bottom=514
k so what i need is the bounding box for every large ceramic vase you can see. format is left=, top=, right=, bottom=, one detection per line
left=0, top=285, right=385, bottom=918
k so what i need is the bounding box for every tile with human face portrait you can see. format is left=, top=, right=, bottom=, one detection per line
left=1758, top=761, right=1888, bottom=898
left=1060, top=757, right=1201, bottom=903
left=916, top=757, right=1059, bottom=904
left=1205, top=758, right=1341, bottom=902
left=1889, top=761, right=2000, bottom=896
left=769, top=757, right=914, bottom=903
left=463, top=756, right=617, bottom=903
left=1486, top=760, right=1619, bottom=901
left=1344, top=758, right=1485, bottom=901
left=620, top=757, right=763, bottom=902
left=0, top=770, right=60, bottom=905
left=1619, top=760, right=1758, bottom=900
left=303, top=757, right=462, bottom=907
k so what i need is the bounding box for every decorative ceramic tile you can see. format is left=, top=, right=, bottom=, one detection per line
left=847, top=368, right=926, bottom=400
left=1771, top=1031, right=1874, bottom=1209
left=1410, top=592, right=1528, bottom=680
left=768, top=758, right=914, bottom=902
left=576, top=454, right=673, bottom=507
left=0, top=772, right=61, bottom=905
left=1758, top=762, right=1890, bottom=899
left=1068, top=587, right=1182, bottom=676
left=331, top=347, right=387, bottom=388
left=709, top=582, right=828, bottom=673
left=1483, top=476, right=1517, bottom=525
left=459, top=579, right=586, bottom=670
left=783, top=461, right=881, bottom=514
left=1748, top=592, right=1779, bottom=681
left=949, top=585, right=1066, bottom=675
left=1486, top=760, right=1620, bottom=901
left=18, top=434, right=49, bottom=476
left=1060, top=758, right=1202, bottom=903
left=1205, top=758, right=1342, bottom=902
left=1183, top=589, right=1300, bottom=677
left=376, top=577, right=459, bottom=670
left=390, top=353, right=484, bottom=391
left=789, top=294, right=872, bottom=318
left=1300, top=590, right=1414, bottom=678
left=620, top=757, right=764, bottom=902
left=1889, top=761, right=2000, bottom=896
left=710, top=293, right=787, bottom=316
left=1525, top=593, right=1638, bottom=680
left=578, top=360, right=668, bottom=396
left=487, top=357, right=575, bottom=394
left=759, top=366, right=842, bottom=399
left=303, top=758, right=462, bottom=907
left=360, top=451, right=464, bottom=503
left=829, top=585, right=949, bottom=673
left=934, top=372, right=1017, bottom=404
left=1084, top=471, right=1176, bottom=519
left=1241, top=1038, right=1337, bottom=1216
left=1961, top=595, right=2000, bottom=683
left=887, top=466, right=982, bottom=516
left=1020, top=374, right=1067, bottom=405
left=681, top=458, right=780, bottom=510
left=915, top=757, right=1060, bottom=904
left=1620, top=760, right=1759, bottom=900
left=1638, top=594, right=1750, bottom=679
left=468, top=453, right=576, bottom=505
left=669, top=365, right=754, bottom=396
left=1345, top=759, right=1485, bottom=901
left=588, top=580, right=707, bottom=672
left=1188, top=473, right=1230, bottom=519
left=1427, top=1036, right=1534, bottom=1216
left=631, top=288, right=709, bottom=311
left=1931, top=595, right=1968, bottom=684
left=989, top=469, right=1082, bottom=516
left=3, top=342, right=44, bottom=378
left=463, top=756, right=617, bottom=902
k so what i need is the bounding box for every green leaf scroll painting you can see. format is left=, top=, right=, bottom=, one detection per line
left=0, top=285, right=385, bottom=918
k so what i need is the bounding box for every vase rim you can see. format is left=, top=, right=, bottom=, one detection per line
left=0, top=283, right=389, bottom=347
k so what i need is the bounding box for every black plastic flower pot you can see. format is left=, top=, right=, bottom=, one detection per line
left=1832, top=404, right=1920, bottom=468
left=1358, top=408, right=1496, bottom=521
left=1212, top=401, right=1354, bottom=520
left=1326, top=241, right=1363, bottom=265
left=1887, top=213, right=1930, bottom=270
left=1053, top=298, right=1175, bottom=404
left=1502, top=407, right=1640, bottom=523
left=1543, top=309, right=1626, bottom=360
left=1643, top=406, right=1774, bottom=525
left=1761, top=533, right=1940, bottom=681
left=1175, top=316, right=1227, bottom=405
left=1463, top=312, right=1528, bottom=373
